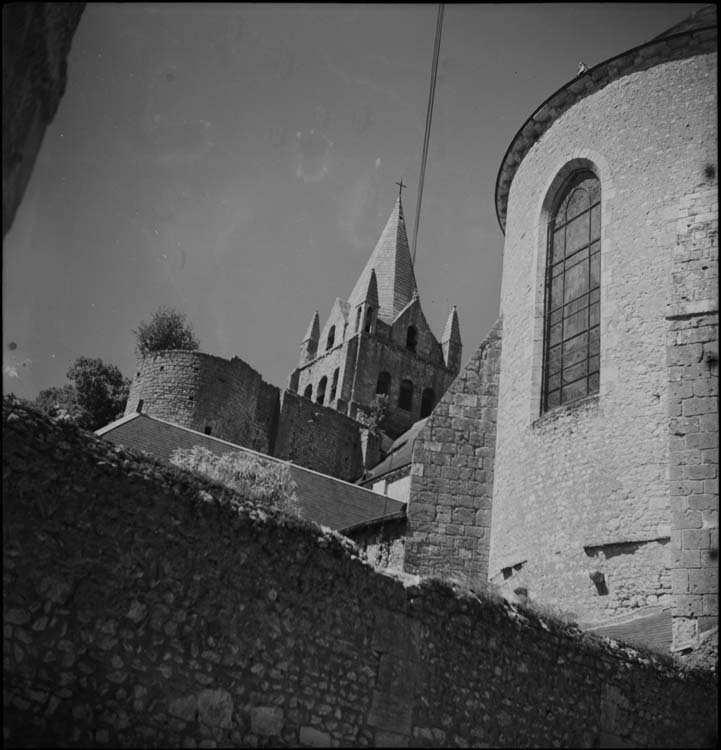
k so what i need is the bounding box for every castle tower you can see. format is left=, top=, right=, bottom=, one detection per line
left=288, top=192, right=462, bottom=439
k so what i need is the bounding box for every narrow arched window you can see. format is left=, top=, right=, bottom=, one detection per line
left=406, top=326, right=418, bottom=353
left=326, top=326, right=335, bottom=351
left=364, top=307, right=374, bottom=333
left=376, top=371, right=391, bottom=395
left=303, top=384, right=313, bottom=400
left=355, top=307, right=362, bottom=332
left=330, top=368, right=339, bottom=401
left=420, top=388, right=435, bottom=418
left=398, top=379, right=413, bottom=411
left=316, top=376, right=327, bottom=405
left=543, top=171, right=601, bottom=411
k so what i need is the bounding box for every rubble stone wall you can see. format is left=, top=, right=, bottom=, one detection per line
left=3, top=400, right=716, bottom=748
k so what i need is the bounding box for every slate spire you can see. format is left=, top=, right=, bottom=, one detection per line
left=348, top=196, right=419, bottom=323
left=299, top=310, right=320, bottom=365
left=441, top=305, right=462, bottom=374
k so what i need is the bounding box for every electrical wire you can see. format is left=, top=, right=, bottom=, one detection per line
left=411, top=3, right=444, bottom=266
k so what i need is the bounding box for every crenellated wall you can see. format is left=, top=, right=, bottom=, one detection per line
left=3, top=399, right=717, bottom=749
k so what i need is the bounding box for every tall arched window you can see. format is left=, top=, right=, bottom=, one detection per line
left=376, top=371, right=391, bottom=395
left=406, top=326, right=418, bottom=353
left=303, top=384, right=313, bottom=400
left=316, top=376, right=327, bottom=405
left=543, top=171, right=601, bottom=411
left=420, top=388, right=435, bottom=418
left=398, top=379, right=414, bottom=411
left=330, top=368, right=339, bottom=401
left=326, top=326, right=335, bottom=350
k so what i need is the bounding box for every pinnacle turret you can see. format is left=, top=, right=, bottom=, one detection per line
left=299, top=310, right=320, bottom=365
left=441, top=305, right=462, bottom=373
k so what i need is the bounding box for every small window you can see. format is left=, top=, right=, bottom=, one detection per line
left=398, top=379, right=413, bottom=411
left=355, top=307, right=363, bottom=332
left=364, top=306, right=374, bottom=333
left=330, top=368, right=339, bottom=401
left=406, top=326, right=418, bottom=353
left=376, top=371, right=391, bottom=395
left=316, top=376, right=327, bottom=405
left=204, top=425, right=212, bottom=435
left=326, top=326, right=336, bottom=351
left=136, top=399, right=144, bottom=414
left=303, top=384, right=313, bottom=400
left=420, top=388, right=435, bottom=418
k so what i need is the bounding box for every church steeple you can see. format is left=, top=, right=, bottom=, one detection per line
left=299, top=310, right=320, bottom=365
left=348, top=196, right=418, bottom=323
left=441, top=305, right=462, bottom=374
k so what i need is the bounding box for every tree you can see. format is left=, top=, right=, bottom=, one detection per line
left=365, top=394, right=390, bottom=436
left=33, top=357, right=130, bottom=431
left=133, top=306, right=199, bottom=357
left=170, top=446, right=300, bottom=517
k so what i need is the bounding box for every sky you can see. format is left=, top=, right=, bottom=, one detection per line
left=3, top=3, right=706, bottom=399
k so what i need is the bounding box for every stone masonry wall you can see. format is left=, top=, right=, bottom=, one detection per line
left=3, top=399, right=717, bottom=748
left=666, top=180, right=719, bottom=649
left=491, top=53, right=717, bottom=627
left=274, top=389, right=365, bottom=482
left=124, top=350, right=280, bottom=454
left=403, top=320, right=502, bottom=585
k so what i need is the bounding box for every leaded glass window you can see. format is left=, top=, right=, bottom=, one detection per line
left=542, top=172, right=601, bottom=411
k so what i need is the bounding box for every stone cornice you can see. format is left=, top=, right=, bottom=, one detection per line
left=494, top=24, right=718, bottom=234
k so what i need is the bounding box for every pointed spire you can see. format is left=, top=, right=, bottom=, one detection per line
left=348, top=195, right=419, bottom=323
left=299, top=310, right=320, bottom=365
left=441, top=305, right=462, bottom=374
left=302, top=310, right=320, bottom=344
left=362, top=268, right=379, bottom=308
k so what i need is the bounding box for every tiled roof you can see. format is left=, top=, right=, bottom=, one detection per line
left=96, top=413, right=405, bottom=533
left=361, top=418, right=428, bottom=483
left=348, top=197, right=418, bottom=323
left=585, top=608, right=672, bottom=654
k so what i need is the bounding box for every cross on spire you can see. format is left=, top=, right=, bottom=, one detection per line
left=395, top=179, right=406, bottom=198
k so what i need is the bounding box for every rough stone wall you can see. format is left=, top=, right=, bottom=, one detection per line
left=274, top=390, right=365, bottom=482
left=3, top=400, right=717, bottom=749
left=666, top=181, right=719, bottom=648
left=403, top=320, right=502, bottom=585
left=346, top=519, right=408, bottom=573
left=491, top=54, right=717, bottom=626
left=124, top=350, right=280, bottom=454
left=2, top=3, right=85, bottom=237
left=292, top=339, right=352, bottom=410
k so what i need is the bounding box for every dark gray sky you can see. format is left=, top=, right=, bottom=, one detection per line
left=3, top=3, right=704, bottom=398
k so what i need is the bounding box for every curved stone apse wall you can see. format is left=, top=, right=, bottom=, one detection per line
left=491, top=51, right=718, bottom=632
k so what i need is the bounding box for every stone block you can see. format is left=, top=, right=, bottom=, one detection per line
left=250, top=706, right=284, bottom=736
left=299, top=727, right=332, bottom=748
left=688, top=568, right=718, bottom=595
left=197, top=688, right=233, bottom=729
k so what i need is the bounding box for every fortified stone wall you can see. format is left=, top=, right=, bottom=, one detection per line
left=3, top=399, right=717, bottom=749
left=274, top=390, right=365, bottom=482
left=491, top=53, right=718, bottom=628
left=666, top=180, right=719, bottom=647
left=403, top=320, right=502, bottom=585
left=124, top=350, right=280, bottom=454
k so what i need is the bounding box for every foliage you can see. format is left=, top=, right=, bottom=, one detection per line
left=33, top=357, right=130, bottom=431
left=365, top=394, right=390, bottom=435
left=170, top=446, right=300, bottom=517
left=133, top=306, right=199, bottom=357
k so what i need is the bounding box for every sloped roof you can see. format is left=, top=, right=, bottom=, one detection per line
left=361, top=417, right=428, bottom=483
left=442, top=305, right=461, bottom=344
left=97, top=413, right=405, bottom=533
left=584, top=608, right=672, bottom=654
left=348, top=197, right=419, bottom=323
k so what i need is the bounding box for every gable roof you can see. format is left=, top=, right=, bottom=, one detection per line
left=361, top=417, right=429, bottom=483
left=97, top=413, right=405, bottom=533
left=348, top=197, right=419, bottom=323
